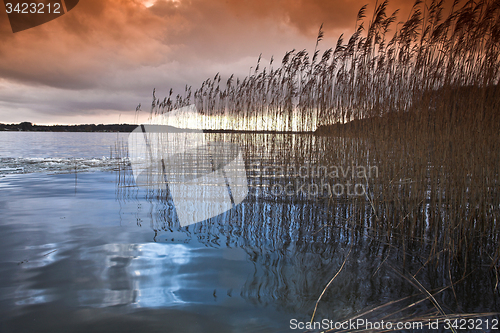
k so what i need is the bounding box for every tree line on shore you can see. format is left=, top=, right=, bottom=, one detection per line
left=0, top=122, right=137, bottom=132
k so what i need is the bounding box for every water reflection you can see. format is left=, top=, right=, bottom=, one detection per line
left=128, top=125, right=248, bottom=227
left=117, top=131, right=500, bottom=321
left=0, top=131, right=498, bottom=332
left=75, top=243, right=191, bottom=308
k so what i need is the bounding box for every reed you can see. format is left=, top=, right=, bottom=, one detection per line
left=125, top=0, right=499, bottom=323
left=116, top=130, right=498, bottom=319
left=147, top=0, right=499, bottom=134
left=142, top=0, right=499, bottom=265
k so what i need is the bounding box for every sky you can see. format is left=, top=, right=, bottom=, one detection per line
left=0, top=0, right=414, bottom=125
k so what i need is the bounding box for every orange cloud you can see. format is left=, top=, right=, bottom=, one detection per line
left=0, top=0, right=417, bottom=123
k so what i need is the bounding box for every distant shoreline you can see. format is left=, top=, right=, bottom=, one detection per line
left=0, top=122, right=137, bottom=132
left=0, top=122, right=314, bottom=134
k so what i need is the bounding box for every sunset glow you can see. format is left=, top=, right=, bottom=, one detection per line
left=0, top=0, right=413, bottom=126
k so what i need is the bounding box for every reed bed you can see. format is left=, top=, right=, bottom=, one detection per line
left=147, top=0, right=499, bottom=134
left=115, top=131, right=498, bottom=322
left=121, top=0, right=500, bottom=326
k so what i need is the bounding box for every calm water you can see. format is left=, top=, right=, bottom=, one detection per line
left=0, top=132, right=498, bottom=333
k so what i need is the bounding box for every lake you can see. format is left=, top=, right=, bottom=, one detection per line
left=0, top=131, right=498, bottom=332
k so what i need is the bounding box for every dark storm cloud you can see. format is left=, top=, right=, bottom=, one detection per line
left=0, top=0, right=416, bottom=124
left=0, top=0, right=171, bottom=89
